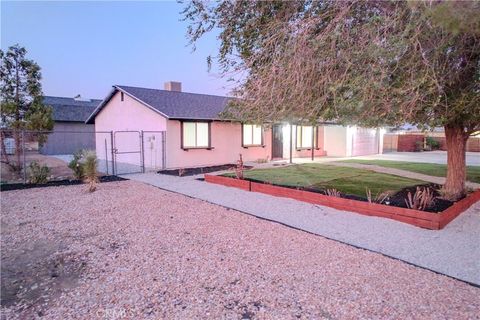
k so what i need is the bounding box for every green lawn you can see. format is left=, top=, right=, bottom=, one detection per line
left=225, top=164, right=425, bottom=198
left=339, top=159, right=480, bottom=183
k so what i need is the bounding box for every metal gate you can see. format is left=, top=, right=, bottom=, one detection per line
left=113, top=130, right=166, bottom=175
left=113, top=131, right=142, bottom=175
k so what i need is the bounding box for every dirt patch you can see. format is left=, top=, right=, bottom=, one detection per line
left=387, top=184, right=456, bottom=212
left=158, top=164, right=253, bottom=177
left=1, top=152, right=75, bottom=184
left=1, top=240, right=87, bottom=317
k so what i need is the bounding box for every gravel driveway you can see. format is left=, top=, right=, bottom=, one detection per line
left=1, top=181, right=479, bottom=319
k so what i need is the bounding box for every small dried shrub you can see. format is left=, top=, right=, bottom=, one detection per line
left=366, top=188, right=391, bottom=204
left=405, top=186, right=435, bottom=210
left=436, top=185, right=466, bottom=201
left=28, top=161, right=50, bottom=184
left=178, top=168, right=186, bottom=177
left=68, top=149, right=84, bottom=180
left=325, top=188, right=341, bottom=197
left=235, top=154, right=244, bottom=179
left=256, top=157, right=268, bottom=164
left=83, top=151, right=99, bottom=192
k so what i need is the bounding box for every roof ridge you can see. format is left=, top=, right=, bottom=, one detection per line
left=115, top=84, right=233, bottom=99
left=43, top=95, right=102, bottom=101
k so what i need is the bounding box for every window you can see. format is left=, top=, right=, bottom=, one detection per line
left=296, top=125, right=317, bottom=149
left=182, top=122, right=210, bottom=149
left=120, top=92, right=124, bottom=101
left=242, top=124, right=263, bottom=147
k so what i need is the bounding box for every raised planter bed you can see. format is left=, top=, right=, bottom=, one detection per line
left=204, top=174, right=480, bottom=230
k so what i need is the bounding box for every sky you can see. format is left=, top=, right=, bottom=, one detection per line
left=1, top=0, right=230, bottom=99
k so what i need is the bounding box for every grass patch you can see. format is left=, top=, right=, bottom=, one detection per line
left=225, top=164, right=425, bottom=197
left=340, top=160, right=480, bottom=183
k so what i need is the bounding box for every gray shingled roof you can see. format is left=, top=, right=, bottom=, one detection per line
left=86, top=85, right=232, bottom=123
left=43, top=96, right=102, bottom=122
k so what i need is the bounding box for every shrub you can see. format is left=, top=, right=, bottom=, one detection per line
left=366, top=188, right=390, bottom=204
left=82, top=151, right=99, bottom=192
left=405, top=186, right=435, bottom=210
left=425, top=137, right=440, bottom=150
left=256, top=157, right=269, bottom=164
left=325, top=188, right=341, bottom=197
left=28, top=161, right=50, bottom=184
left=178, top=168, right=186, bottom=177
left=68, top=149, right=84, bottom=180
left=234, top=154, right=244, bottom=179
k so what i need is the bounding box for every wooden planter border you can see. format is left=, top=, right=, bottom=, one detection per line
left=204, top=174, right=480, bottom=230
left=204, top=174, right=251, bottom=191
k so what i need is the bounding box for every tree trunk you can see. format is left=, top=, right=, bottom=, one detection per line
left=444, top=125, right=468, bottom=200
left=14, top=57, right=22, bottom=172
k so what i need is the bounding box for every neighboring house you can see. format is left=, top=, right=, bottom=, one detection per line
left=383, top=124, right=480, bottom=153
left=40, top=96, right=101, bottom=155
left=86, top=82, right=383, bottom=171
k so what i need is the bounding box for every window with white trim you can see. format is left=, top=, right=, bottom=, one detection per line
left=182, top=122, right=210, bottom=148
left=242, top=124, right=263, bottom=146
left=296, top=125, right=316, bottom=149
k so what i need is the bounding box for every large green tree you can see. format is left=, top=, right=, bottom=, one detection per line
left=183, top=0, right=480, bottom=200
left=0, top=44, right=53, bottom=171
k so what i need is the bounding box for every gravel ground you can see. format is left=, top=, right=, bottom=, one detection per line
left=128, top=173, right=480, bottom=285
left=1, top=180, right=479, bottom=319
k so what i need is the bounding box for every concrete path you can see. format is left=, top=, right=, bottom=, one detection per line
left=352, top=151, right=480, bottom=166
left=126, top=172, right=480, bottom=286
left=326, top=161, right=480, bottom=189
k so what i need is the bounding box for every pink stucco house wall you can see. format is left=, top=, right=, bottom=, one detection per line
left=87, top=82, right=381, bottom=172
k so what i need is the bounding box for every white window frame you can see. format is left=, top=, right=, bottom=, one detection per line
left=296, top=125, right=317, bottom=150
left=181, top=121, right=211, bottom=149
left=242, top=124, right=263, bottom=147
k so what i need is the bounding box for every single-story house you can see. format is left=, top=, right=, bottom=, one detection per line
left=40, top=96, right=101, bottom=155
left=86, top=82, right=383, bottom=171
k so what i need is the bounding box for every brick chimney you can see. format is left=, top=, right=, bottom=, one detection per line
left=164, top=81, right=182, bottom=92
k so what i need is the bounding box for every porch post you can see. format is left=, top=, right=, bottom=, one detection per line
left=311, top=126, right=315, bottom=161
left=289, top=124, right=293, bottom=164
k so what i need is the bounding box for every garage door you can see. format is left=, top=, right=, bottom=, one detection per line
left=352, top=128, right=379, bottom=156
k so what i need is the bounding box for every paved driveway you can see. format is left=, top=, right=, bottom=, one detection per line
left=351, top=151, right=480, bottom=166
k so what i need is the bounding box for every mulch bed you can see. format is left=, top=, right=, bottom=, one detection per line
left=158, top=164, right=253, bottom=177
left=243, top=178, right=454, bottom=213
left=0, top=175, right=126, bottom=192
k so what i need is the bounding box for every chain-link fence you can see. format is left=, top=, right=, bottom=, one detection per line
left=0, top=129, right=166, bottom=185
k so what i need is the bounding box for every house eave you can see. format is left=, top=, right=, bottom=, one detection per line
left=85, top=85, right=171, bottom=124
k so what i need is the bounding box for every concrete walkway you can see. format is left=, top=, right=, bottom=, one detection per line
left=351, top=151, right=480, bottom=166
left=126, top=172, right=480, bottom=286
left=326, top=161, right=480, bottom=189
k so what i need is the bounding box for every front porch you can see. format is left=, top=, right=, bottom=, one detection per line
left=268, top=123, right=384, bottom=164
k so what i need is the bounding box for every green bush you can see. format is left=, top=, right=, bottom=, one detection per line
left=68, top=149, right=85, bottom=179
left=82, top=150, right=99, bottom=192
left=425, top=137, right=440, bottom=150
left=28, top=161, right=50, bottom=184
